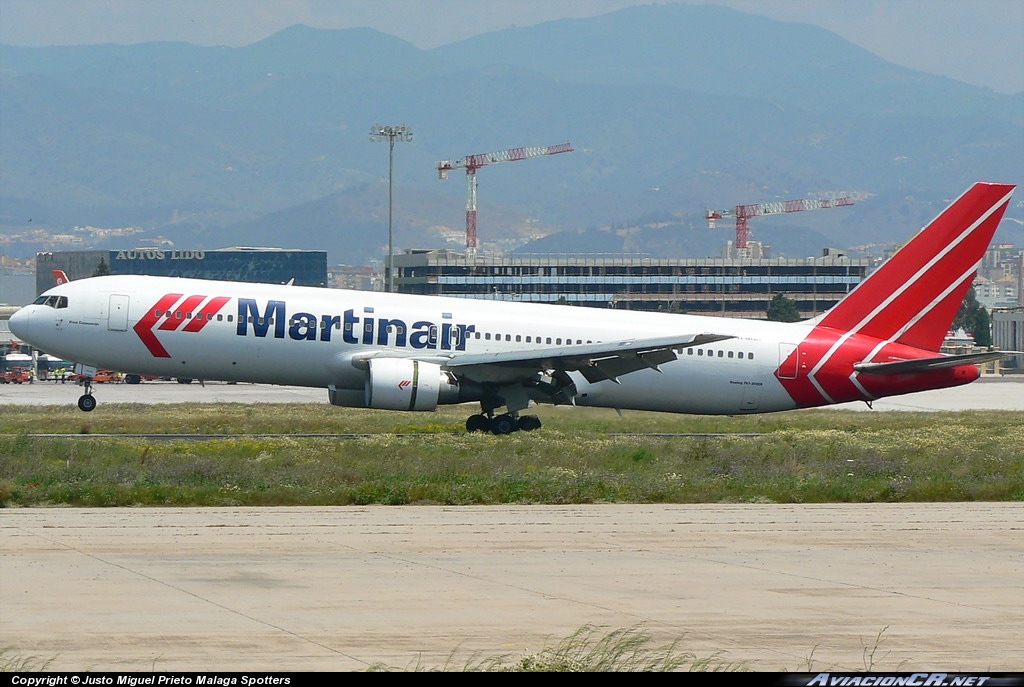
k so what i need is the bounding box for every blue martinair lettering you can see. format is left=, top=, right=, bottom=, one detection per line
left=320, top=314, right=340, bottom=342
left=409, top=321, right=436, bottom=349
left=234, top=299, right=473, bottom=351
left=343, top=309, right=360, bottom=344
left=289, top=312, right=318, bottom=341
left=457, top=324, right=476, bottom=348
left=237, top=299, right=286, bottom=338
left=377, top=318, right=408, bottom=347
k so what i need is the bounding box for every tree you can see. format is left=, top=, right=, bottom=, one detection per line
left=972, top=307, right=992, bottom=347
left=953, top=287, right=991, bottom=346
left=766, top=293, right=801, bottom=322
left=91, top=258, right=112, bottom=277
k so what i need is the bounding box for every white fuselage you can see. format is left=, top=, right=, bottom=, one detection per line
left=12, top=275, right=808, bottom=415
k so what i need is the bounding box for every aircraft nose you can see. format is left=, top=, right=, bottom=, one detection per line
left=8, top=306, right=31, bottom=341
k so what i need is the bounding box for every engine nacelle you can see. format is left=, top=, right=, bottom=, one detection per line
left=364, top=358, right=459, bottom=411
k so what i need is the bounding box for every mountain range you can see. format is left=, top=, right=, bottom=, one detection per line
left=1, top=3, right=1021, bottom=265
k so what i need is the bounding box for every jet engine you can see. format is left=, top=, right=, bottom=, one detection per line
left=364, top=358, right=460, bottom=411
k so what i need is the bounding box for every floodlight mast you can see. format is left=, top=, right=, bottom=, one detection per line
left=370, top=125, right=413, bottom=292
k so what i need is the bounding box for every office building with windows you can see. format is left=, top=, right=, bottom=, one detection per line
left=393, top=249, right=870, bottom=319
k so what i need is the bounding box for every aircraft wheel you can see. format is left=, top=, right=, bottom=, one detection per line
left=466, top=414, right=490, bottom=433
left=490, top=414, right=517, bottom=435
left=517, top=415, right=542, bottom=432
left=77, top=394, right=97, bottom=412
left=124, top=374, right=141, bottom=385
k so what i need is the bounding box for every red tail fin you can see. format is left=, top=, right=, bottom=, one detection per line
left=53, top=269, right=69, bottom=285
left=813, top=182, right=1015, bottom=351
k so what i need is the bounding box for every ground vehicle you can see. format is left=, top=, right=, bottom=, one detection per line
left=123, top=373, right=160, bottom=384
left=70, top=369, right=121, bottom=384
left=1, top=367, right=31, bottom=384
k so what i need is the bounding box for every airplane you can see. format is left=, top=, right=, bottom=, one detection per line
left=7, top=182, right=1018, bottom=433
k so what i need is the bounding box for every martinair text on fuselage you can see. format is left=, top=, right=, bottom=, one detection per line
left=235, top=298, right=475, bottom=350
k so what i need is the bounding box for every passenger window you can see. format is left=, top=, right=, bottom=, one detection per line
left=728, top=351, right=734, bottom=358
left=718, top=350, right=724, bottom=358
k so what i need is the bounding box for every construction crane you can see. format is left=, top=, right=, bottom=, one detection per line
left=437, top=142, right=573, bottom=255
left=706, top=196, right=855, bottom=250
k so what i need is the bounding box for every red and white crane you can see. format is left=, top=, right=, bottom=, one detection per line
left=706, top=196, right=854, bottom=249
left=437, top=142, right=573, bottom=255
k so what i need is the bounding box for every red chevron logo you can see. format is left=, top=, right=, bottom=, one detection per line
left=133, top=294, right=230, bottom=358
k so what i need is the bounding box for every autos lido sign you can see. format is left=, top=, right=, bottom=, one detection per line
left=114, top=250, right=206, bottom=261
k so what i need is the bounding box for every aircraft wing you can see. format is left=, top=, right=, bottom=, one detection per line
left=854, top=350, right=1023, bottom=374
left=444, top=332, right=734, bottom=385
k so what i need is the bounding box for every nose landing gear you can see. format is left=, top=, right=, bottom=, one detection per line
left=77, top=378, right=96, bottom=412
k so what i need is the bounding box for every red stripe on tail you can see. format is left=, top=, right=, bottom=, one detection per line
left=813, top=182, right=1014, bottom=352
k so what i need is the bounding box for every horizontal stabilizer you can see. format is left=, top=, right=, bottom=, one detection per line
left=854, top=351, right=1023, bottom=375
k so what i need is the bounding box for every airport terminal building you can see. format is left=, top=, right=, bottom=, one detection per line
left=35, top=248, right=328, bottom=295
left=393, top=249, right=870, bottom=319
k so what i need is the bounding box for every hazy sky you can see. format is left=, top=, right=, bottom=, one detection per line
left=2, top=0, right=1022, bottom=94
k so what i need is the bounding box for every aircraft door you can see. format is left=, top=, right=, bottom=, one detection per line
left=777, top=343, right=800, bottom=379
left=108, top=294, right=130, bottom=332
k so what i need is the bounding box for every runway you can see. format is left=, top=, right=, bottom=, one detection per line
left=2, top=377, right=1022, bottom=672
left=2, top=374, right=1024, bottom=411
left=2, top=503, right=1022, bottom=672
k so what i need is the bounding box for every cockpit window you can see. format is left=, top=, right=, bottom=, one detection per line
left=33, top=295, right=69, bottom=309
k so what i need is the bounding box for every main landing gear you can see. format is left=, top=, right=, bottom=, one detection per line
left=465, top=412, right=542, bottom=434
left=77, top=378, right=96, bottom=412
left=464, top=383, right=546, bottom=434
